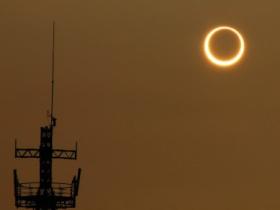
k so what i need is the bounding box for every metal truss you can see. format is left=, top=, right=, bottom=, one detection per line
left=15, top=142, right=78, bottom=160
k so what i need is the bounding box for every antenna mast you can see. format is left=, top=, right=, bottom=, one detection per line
left=51, top=21, right=55, bottom=127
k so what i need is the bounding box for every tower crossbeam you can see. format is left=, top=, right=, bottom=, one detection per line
left=15, top=148, right=78, bottom=159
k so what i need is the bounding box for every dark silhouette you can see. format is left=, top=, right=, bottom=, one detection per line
left=13, top=22, right=81, bottom=210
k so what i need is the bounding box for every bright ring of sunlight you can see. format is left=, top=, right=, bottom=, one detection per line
left=203, top=26, right=245, bottom=67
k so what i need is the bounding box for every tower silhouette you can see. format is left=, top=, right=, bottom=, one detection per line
left=13, top=22, right=81, bottom=210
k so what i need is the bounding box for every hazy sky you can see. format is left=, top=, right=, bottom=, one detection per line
left=1, top=1, right=280, bottom=210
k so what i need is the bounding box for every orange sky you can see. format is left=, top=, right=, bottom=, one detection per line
left=1, top=1, right=280, bottom=210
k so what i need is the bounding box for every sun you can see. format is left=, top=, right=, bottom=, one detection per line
left=203, top=26, right=245, bottom=67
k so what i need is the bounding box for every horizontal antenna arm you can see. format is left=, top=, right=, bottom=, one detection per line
left=52, top=149, right=77, bottom=160
left=15, top=148, right=78, bottom=159
left=15, top=148, right=40, bottom=158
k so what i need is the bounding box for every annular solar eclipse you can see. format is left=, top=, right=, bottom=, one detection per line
left=203, top=26, right=245, bottom=67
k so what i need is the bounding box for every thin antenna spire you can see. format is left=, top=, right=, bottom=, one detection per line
left=51, top=21, right=56, bottom=127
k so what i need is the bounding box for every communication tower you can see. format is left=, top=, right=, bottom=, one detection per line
left=13, top=22, right=81, bottom=210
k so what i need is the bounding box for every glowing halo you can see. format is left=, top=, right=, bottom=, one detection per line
left=203, top=26, right=245, bottom=67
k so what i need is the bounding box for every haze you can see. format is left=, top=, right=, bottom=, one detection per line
left=1, top=1, right=280, bottom=210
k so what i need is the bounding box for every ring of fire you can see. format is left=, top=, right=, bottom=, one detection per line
left=203, top=26, right=245, bottom=67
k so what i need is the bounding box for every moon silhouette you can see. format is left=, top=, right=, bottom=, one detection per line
left=203, top=26, right=245, bottom=67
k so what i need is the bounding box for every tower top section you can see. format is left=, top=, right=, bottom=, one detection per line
left=13, top=22, right=82, bottom=210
